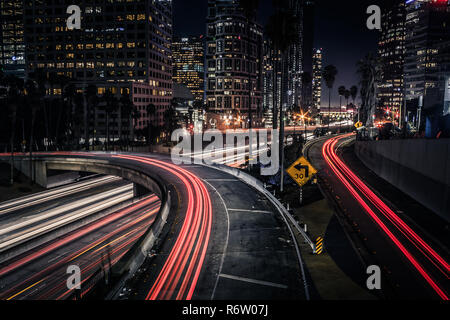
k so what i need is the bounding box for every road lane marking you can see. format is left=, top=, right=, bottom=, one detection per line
left=227, top=209, right=272, bottom=214
left=204, top=179, right=239, bottom=182
left=7, top=279, right=45, bottom=300
left=203, top=180, right=230, bottom=301
left=219, top=274, right=288, bottom=289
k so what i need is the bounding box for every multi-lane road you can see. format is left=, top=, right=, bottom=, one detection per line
left=306, top=134, right=449, bottom=300
left=4, top=127, right=443, bottom=301
left=0, top=175, right=161, bottom=300
left=0, top=151, right=309, bottom=300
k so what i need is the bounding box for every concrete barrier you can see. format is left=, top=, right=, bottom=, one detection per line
left=355, top=139, right=450, bottom=222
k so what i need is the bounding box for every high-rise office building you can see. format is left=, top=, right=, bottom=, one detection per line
left=377, top=0, right=405, bottom=122
left=206, top=0, right=264, bottom=128
left=172, top=36, right=205, bottom=102
left=262, top=40, right=276, bottom=128
left=283, top=0, right=315, bottom=110
left=312, top=48, right=322, bottom=117
left=0, top=1, right=25, bottom=78
left=404, top=0, right=450, bottom=126
left=22, top=0, right=172, bottom=138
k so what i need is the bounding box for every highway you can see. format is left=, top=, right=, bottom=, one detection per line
left=307, top=134, right=449, bottom=300
left=0, top=152, right=309, bottom=300
left=0, top=195, right=161, bottom=300
left=0, top=174, right=158, bottom=300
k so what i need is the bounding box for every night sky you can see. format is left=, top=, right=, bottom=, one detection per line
left=173, top=0, right=385, bottom=107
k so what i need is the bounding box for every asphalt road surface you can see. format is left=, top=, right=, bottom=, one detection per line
left=307, top=134, right=449, bottom=300
left=0, top=152, right=309, bottom=300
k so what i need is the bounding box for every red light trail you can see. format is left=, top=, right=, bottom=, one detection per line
left=322, top=135, right=448, bottom=300
left=0, top=196, right=161, bottom=300
left=114, top=155, right=212, bottom=300
left=0, top=152, right=213, bottom=300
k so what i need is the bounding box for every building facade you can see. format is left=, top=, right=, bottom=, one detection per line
left=172, top=36, right=205, bottom=102
left=282, top=0, right=315, bottom=111
left=312, top=48, right=322, bottom=117
left=404, top=0, right=450, bottom=128
left=206, top=0, right=264, bottom=128
left=22, top=0, right=172, bottom=140
left=262, top=40, right=275, bottom=128
left=377, top=0, right=405, bottom=124
left=0, top=1, right=25, bottom=78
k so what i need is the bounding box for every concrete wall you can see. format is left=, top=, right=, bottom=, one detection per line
left=355, top=139, right=450, bottom=222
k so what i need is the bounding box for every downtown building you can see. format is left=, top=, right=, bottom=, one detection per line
left=22, top=0, right=173, bottom=141
left=377, top=0, right=405, bottom=124
left=262, top=40, right=276, bottom=128
left=206, top=0, right=264, bottom=129
left=312, top=48, right=322, bottom=117
left=404, top=0, right=450, bottom=131
left=262, top=0, right=315, bottom=129
left=172, top=36, right=205, bottom=102
left=284, top=0, right=315, bottom=111
left=0, top=1, right=25, bottom=78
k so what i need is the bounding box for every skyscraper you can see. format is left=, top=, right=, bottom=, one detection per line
left=312, top=48, right=323, bottom=117
left=404, top=0, right=450, bottom=128
left=23, top=0, right=172, bottom=137
left=0, top=1, right=25, bottom=78
left=206, top=0, right=264, bottom=128
left=172, top=36, right=205, bottom=102
left=262, top=40, right=275, bottom=128
left=377, top=0, right=405, bottom=123
left=284, top=0, right=315, bottom=110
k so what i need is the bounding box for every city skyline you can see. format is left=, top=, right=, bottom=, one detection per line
left=174, top=0, right=382, bottom=108
left=0, top=0, right=449, bottom=306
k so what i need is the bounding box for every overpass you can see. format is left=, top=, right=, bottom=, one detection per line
left=0, top=152, right=312, bottom=300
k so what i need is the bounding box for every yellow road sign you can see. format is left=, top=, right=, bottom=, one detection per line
left=287, top=156, right=318, bottom=187
left=355, top=121, right=363, bottom=129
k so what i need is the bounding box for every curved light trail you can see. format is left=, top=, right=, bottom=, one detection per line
left=0, top=195, right=161, bottom=300
left=322, top=134, right=448, bottom=300
left=114, top=155, right=212, bottom=300
left=0, top=151, right=213, bottom=300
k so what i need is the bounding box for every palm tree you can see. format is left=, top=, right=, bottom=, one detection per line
left=323, top=65, right=338, bottom=130
left=238, top=0, right=260, bottom=130
left=301, top=72, right=312, bottom=111
left=4, top=75, right=24, bottom=185
left=344, top=90, right=350, bottom=107
left=266, top=1, right=299, bottom=192
left=146, top=103, right=156, bottom=145
left=338, top=86, right=346, bottom=128
left=163, top=104, right=179, bottom=140
left=343, top=89, right=351, bottom=125
left=85, top=85, right=98, bottom=150
left=102, top=90, right=119, bottom=151
left=120, top=93, right=134, bottom=150
left=350, top=85, right=359, bottom=121
left=29, top=69, right=49, bottom=150
left=24, top=78, right=41, bottom=183
left=63, top=82, right=77, bottom=147
left=357, top=53, right=381, bottom=126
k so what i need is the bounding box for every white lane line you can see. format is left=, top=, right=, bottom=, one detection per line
left=0, top=175, right=120, bottom=215
left=219, top=274, right=288, bottom=289
left=203, top=180, right=230, bottom=301
left=227, top=209, right=272, bottom=214
left=0, top=184, right=133, bottom=236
